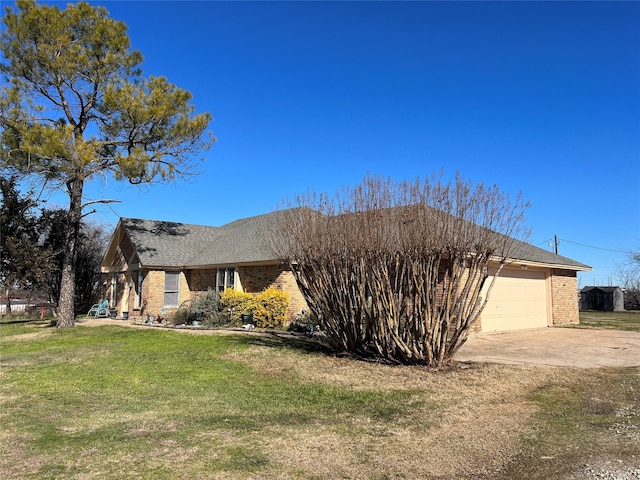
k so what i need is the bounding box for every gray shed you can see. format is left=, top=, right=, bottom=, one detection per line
left=580, top=286, right=625, bottom=312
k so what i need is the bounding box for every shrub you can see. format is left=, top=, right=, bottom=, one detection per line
left=288, top=309, right=322, bottom=335
left=252, top=288, right=289, bottom=329
left=170, top=289, right=228, bottom=327
left=172, top=288, right=290, bottom=330
left=219, top=289, right=253, bottom=325
left=170, top=307, right=190, bottom=326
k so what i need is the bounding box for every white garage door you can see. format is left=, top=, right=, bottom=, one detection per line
left=480, top=268, right=549, bottom=332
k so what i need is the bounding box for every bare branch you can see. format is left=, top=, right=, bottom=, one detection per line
left=273, top=174, right=529, bottom=367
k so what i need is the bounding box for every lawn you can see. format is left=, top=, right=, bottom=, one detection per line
left=577, top=309, right=640, bottom=332
left=1, top=319, right=639, bottom=479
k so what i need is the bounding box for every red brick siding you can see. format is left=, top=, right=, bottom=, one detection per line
left=119, top=263, right=580, bottom=328
left=134, top=266, right=307, bottom=324
left=238, top=265, right=282, bottom=292
left=185, top=269, right=217, bottom=296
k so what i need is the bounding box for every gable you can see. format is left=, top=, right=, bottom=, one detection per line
left=101, top=221, right=140, bottom=272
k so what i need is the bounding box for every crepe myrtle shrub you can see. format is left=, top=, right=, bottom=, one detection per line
left=251, top=287, right=290, bottom=329
left=273, top=173, right=530, bottom=367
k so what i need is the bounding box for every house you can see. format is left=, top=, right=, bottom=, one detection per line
left=580, top=286, right=625, bottom=312
left=100, top=209, right=591, bottom=332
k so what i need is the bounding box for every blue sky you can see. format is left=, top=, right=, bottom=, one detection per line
left=23, top=1, right=640, bottom=286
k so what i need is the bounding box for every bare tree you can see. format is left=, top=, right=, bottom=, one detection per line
left=616, top=246, right=640, bottom=310
left=274, top=174, right=529, bottom=367
left=38, top=211, right=109, bottom=314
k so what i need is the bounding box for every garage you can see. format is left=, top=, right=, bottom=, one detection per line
left=480, top=267, right=549, bottom=332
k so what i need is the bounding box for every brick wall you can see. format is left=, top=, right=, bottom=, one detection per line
left=185, top=269, right=216, bottom=295
left=136, top=265, right=308, bottom=324
left=119, top=263, right=581, bottom=328
left=144, top=270, right=165, bottom=316
left=275, top=270, right=308, bottom=322
left=550, top=269, right=579, bottom=325
left=238, top=265, right=308, bottom=323
left=239, top=265, right=282, bottom=292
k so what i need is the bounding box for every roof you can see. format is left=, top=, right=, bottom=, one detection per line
left=113, top=208, right=591, bottom=271
left=508, top=237, right=590, bottom=270
left=117, top=210, right=293, bottom=268
left=580, top=286, right=622, bottom=293
left=118, top=218, right=221, bottom=267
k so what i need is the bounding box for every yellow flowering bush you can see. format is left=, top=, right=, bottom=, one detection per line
left=219, top=289, right=252, bottom=324
left=252, top=288, right=290, bottom=329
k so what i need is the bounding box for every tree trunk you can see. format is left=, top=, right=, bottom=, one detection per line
left=56, top=177, right=84, bottom=328
left=5, top=290, right=11, bottom=315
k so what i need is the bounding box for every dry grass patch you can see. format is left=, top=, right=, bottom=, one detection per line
left=225, top=343, right=567, bottom=477
left=0, top=330, right=53, bottom=342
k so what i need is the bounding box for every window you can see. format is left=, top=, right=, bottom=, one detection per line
left=164, top=271, right=180, bottom=307
left=134, top=270, right=143, bottom=309
left=110, top=273, right=119, bottom=306
left=216, top=267, right=235, bottom=293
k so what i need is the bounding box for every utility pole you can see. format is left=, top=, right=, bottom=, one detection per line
left=553, top=235, right=559, bottom=254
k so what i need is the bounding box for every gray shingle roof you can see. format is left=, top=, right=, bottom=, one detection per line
left=119, top=209, right=591, bottom=270
left=187, top=211, right=286, bottom=266
left=120, top=218, right=221, bottom=267
left=120, top=211, right=285, bottom=268
left=508, top=237, right=590, bottom=270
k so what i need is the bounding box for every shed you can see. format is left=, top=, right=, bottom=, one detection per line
left=580, top=286, right=625, bottom=312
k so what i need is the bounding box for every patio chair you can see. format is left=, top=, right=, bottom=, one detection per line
left=87, top=300, right=110, bottom=318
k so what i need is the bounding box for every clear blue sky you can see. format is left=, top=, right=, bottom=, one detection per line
left=32, top=1, right=640, bottom=286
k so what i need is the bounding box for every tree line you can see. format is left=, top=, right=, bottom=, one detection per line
left=0, top=175, right=107, bottom=316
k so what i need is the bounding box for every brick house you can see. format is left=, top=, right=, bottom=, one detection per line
left=100, top=209, right=590, bottom=331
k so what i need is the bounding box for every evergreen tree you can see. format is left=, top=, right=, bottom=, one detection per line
left=1, top=1, right=213, bottom=326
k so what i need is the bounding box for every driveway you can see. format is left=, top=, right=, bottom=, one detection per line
left=456, top=327, right=640, bottom=368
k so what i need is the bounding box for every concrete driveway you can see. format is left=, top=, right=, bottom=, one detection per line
left=456, top=328, right=640, bottom=368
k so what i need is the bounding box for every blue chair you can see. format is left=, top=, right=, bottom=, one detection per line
left=87, top=300, right=110, bottom=318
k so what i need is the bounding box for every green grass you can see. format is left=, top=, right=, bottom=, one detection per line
left=0, top=323, right=422, bottom=479
left=577, top=310, right=640, bottom=331
left=1, top=319, right=638, bottom=479
left=0, top=317, right=53, bottom=336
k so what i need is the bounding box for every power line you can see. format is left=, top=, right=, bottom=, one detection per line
left=556, top=237, right=631, bottom=254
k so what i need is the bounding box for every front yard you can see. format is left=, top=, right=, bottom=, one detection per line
left=1, top=319, right=638, bottom=479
